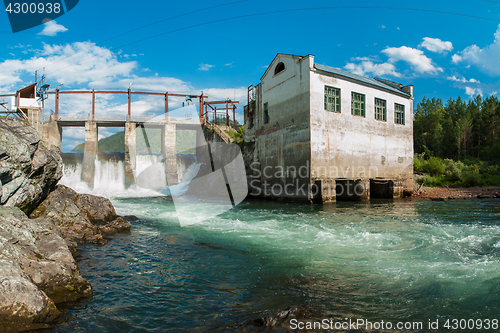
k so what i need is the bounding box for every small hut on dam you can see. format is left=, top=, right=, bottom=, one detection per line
left=244, top=53, right=414, bottom=202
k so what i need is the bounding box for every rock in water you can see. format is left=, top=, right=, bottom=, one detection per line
left=0, top=207, right=92, bottom=333
left=30, top=185, right=131, bottom=245
left=0, top=117, right=62, bottom=215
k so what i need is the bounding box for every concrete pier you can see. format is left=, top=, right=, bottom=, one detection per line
left=161, top=123, right=178, bottom=186
left=41, top=120, right=63, bottom=153
left=311, top=179, right=336, bottom=203
left=27, top=108, right=43, bottom=136
left=124, top=122, right=137, bottom=188
left=82, top=121, right=98, bottom=188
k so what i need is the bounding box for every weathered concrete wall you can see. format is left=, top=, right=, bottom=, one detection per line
left=248, top=55, right=312, bottom=201
left=124, top=122, right=136, bottom=188
left=161, top=123, right=178, bottom=186
left=82, top=121, right=97, bottom=188
left=309, top=65, right=414, bottom=200
left=41, top=121, right=63, bottom=153
left=27, top=108, right=43, bottom=136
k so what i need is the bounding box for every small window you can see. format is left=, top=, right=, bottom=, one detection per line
left=264, top=102, right=269, bottom=124
left=274, top=62, right=285, bottom=75
left=351, top=92, right=365, bottom=117
left=374, top=98, right=386, bottom=121
left=324, top=86, right=341, bottom=112
left=395, top=103, right=405, bottom=125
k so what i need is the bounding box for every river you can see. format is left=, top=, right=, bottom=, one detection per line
left=47, top=172, right=500, bottom=332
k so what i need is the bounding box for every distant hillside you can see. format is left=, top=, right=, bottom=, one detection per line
left=72, top=129, right=196, bottom=154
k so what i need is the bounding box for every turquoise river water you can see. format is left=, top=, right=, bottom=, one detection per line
left=46, top=194, right=500, bottom=332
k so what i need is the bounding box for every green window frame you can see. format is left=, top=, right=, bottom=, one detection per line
left=351, top=92, right=365, bottom=117
left=264, top=102, right=269, bottom=124
left=374, top=98, right=386, bottom=121
left=395, top=103, right=405, bottom=125
left=324, top=86, right=341, bottom=112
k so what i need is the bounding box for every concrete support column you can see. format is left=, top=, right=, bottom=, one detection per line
left=358, top=178, right=370, bottom=200
left=393, top=179, right=404, bottom=198
left=311, top=179, right=336, bottom=203
left=28, top=108, right=43, bottom=136
left=82, top=121, right=98, bottom=188
left=41, top=121, right=63, bottom=153
left=124, top=122, right=137, bottom=188
left=161, top=123, right=178, bottom=186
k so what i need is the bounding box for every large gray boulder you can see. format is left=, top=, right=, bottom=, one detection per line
left=0, top=117, right=62, bottom=215
left=30, top=185, right=131, bottom=246
left=0, top=207, right=92, bottom=333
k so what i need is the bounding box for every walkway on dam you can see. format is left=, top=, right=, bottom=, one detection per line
left=1, top=88, right=239, bottom=189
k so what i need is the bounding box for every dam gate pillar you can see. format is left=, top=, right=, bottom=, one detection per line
left=82, top=121, right=98, bottom=188
left=124, top=122, right=137, bottom=188
left=41, top=120, right=63, bottom=153
left=161, top=123, right=178, bottom=186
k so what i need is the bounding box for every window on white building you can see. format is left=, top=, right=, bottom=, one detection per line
left=264, top=102, right=269, bottom=124
left=274, top=62, right=285, bottom=75
left=351, top=92, right=365, bottom=117
left=395, top=103, right=405, bottom=125
left=375, top=98, right=386, bottom=121
left=324, top=86, right=341, bottom=113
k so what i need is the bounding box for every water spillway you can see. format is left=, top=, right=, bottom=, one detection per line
left=60, top=152, right=199, bottom=198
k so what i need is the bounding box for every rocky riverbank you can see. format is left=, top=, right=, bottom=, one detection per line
left=0, top=117, right=131, bottom=332
left=412, top=174, right=500, bottom=200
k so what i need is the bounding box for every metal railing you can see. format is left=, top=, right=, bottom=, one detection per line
left=1, top=89, right=240, bottom=128
left=207, top=122, right=234, bottom=144
left=49, top=89, right=207, bottom=122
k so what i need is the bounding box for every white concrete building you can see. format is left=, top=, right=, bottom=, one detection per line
left=244, top=53, right=414, bottom=202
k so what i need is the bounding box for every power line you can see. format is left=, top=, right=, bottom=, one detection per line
left=99, top=0, right=249, bottom=45
left=46, top=6, right=500, bottom=77
left=41, top=0, right=249, bottom=70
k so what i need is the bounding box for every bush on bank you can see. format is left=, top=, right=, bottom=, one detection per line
left=414, top=153, right=500, bottom=187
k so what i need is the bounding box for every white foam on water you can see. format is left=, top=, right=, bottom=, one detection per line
left=60, top=153, right=200, bottom=199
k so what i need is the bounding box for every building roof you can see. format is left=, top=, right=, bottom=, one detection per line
left=314, top=63, right=411, bottom=97
left=16, top=82, right=38, bottom=99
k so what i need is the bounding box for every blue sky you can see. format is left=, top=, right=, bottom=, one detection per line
left=1, top=0, right=500, bottom=151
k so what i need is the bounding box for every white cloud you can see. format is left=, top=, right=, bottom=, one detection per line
left=351, top=56, right=379, bottom=62
left=379, top=25, right=386, bottom=29
left=452, top=24, right=500, bottom=75
left=0, top=42, right=138, bottom=92
left=38, top=20, right=68, bottom=36
left=90, top=77, right=191, bottom=92
left=419, top=37, right=453, bottom=53
left=465, top=87, right=483, bottom=97
left=382, top=46, right=443, bottom=74
left=451, top=54, right=462, bottom=63
left=202, top=87, right=247, bottom=101
left=198, top=64, right=215, bottom=71
left=447, top=75, right=480, bottom=83
left=344, top=61, right=401, bottom=77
